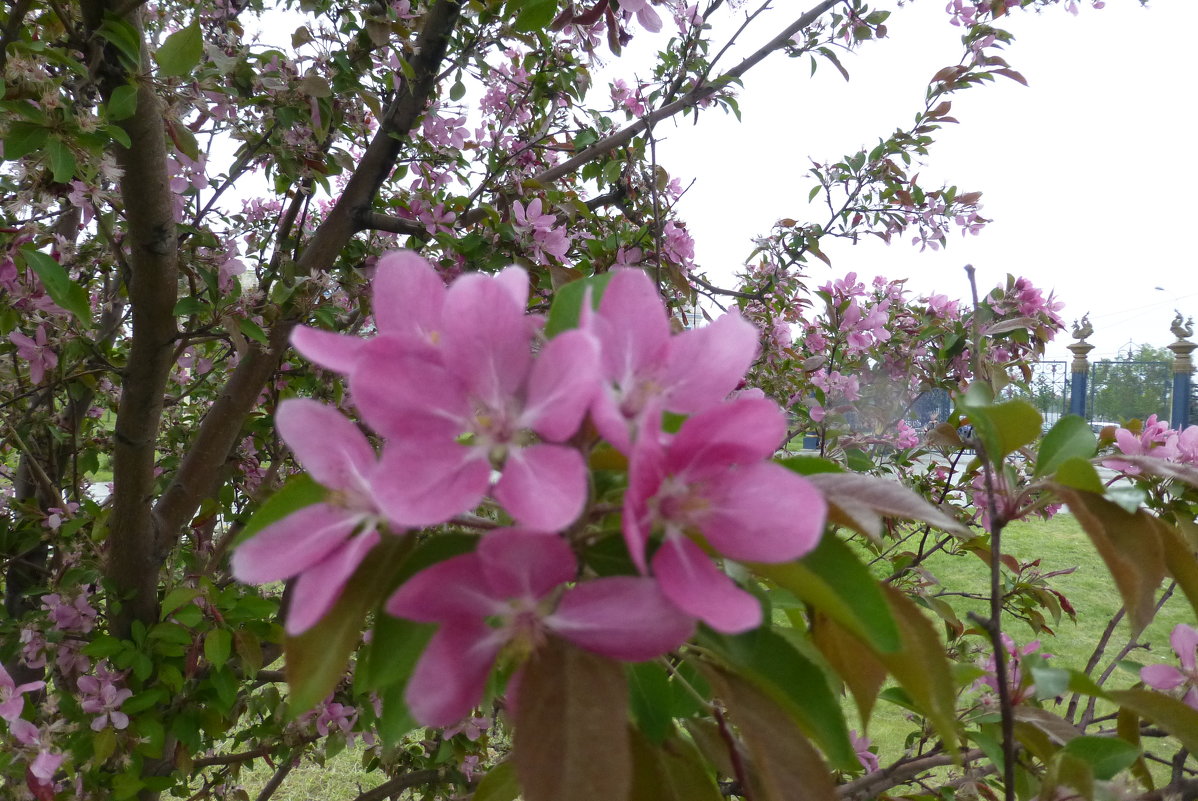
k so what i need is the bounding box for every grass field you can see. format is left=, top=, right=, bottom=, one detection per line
left=233, top=512, right=1194, bottom=800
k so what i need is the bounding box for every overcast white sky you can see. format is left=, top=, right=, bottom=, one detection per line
left=623, top=0, right=1198, bottom=363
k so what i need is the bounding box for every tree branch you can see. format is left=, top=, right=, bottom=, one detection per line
left=356, top=212, right=428, bottom=237
left=530, top=0, right=841, bottom=187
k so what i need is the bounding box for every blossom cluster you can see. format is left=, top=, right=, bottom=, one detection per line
left=233, top=250, right=828, bottom=726
left=1107, top=414, right=1198, bottom=472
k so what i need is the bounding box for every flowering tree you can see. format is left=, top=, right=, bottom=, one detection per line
left=2, top=1, right=1197, bottom=800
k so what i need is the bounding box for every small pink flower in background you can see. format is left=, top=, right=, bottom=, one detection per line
left=315, top=699, right=359, bottom=737
left=512, top=198, right=570, bottom=264
left=976, top=634, right=1046, bottom=705
left=661, top=220, right=694, bottom=269
left=850, top=730, right=879, bottom=772
left=77, top=663, right=133, bottom=731
left=0, top=662, right=44, bottom=723
left=386, top=528, right=694, bottom=727
left=624, top=398, right=826, bottom=633
left=41, top=590, right=97, bottom=634
left=9, top=325, right=57, bottom=384
left=1141, top=624, right=1198, bottom=710
left=232, top=398, right=403, bottom=635
left=445, top=715, right=491, bottom=741
left=1106, top=414, right=1177, bottom=473
left=611, top=79, right=646, bottom=116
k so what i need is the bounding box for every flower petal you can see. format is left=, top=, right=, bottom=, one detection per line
left=1141, top=663, right=1186, bottom=691
left=1171, top=623, right=1198, bottom=673
left=493, top=444, right=587, bottom=531
left=661, top=310, right=757, bottom=413
left=441, top=271, right=532, bottom=409
left=372, top=250, right=446, bottom=340
left=548, top=576, right=694, bottom=660
left=651, top=537, right=761, bottom=634
left=622, top=433, right=667, bottom=574
left=477, top=529, right=576, bottom=600
left=521, top=329, right=598, bottom=442
left=291, top=326, right=366, bottom=374
left=286, top=528, right=381, bottom=635
left=276, top=399, right=376, bottom=491
left=668, top=398, right=786, bottom=477
left=405, top=623, right=504, bottom=728
left=701, top=462, right=826, bottom=563
left=231, top=504, right=357, bottom=585
left=374, top=440, right=489, bottom=527
left=386, top=551, right=502, bottom=623
left=350, top=337, right=467, bottom=440
left=593, top=269, right=670, bottom=386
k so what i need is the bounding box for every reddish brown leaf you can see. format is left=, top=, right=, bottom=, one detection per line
left=811, top=612, right=887, bottom=727
left=806, top=472, right=969, bottom=542
left=514, top=637, right=632, bottom=801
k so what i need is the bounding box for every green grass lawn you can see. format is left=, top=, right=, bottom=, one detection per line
left=233, top=513, right=1194, bottom=799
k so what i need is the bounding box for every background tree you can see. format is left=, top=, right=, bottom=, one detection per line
left=1091, top=343, right=1172, bottom=423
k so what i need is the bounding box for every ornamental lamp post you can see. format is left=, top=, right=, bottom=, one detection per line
left=1066, top=314, right=1095, bottom=420
left=1167, top=311, right=1195, bottom=429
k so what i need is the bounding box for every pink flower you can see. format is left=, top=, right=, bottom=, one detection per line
left=385, top=528, right=694, bottom=727
left=587, top=269, right=758, bottom=453
left=624, top=398, right=827, bottom=633
left=617, top=0, right=663, bottom=32
left=976, top=634, right=1046, bottom=705
left=0, top=662, right=44, bottom=723
left=1141, top=624, right=1198, bottom=710
left=232, top=399, right=402, bottom=634
left=352, top=263, right=598, bottom=531
left=512, top=199, right=570, bottom=264
left=850, top=730, right=879, bottom=772
left=8, top=325, right=57, bottom=384
left=77, top=666, right=133, bottom=731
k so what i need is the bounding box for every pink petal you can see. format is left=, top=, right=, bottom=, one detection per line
left=441, top=272, right=532, bottom=409
left=372, top=250, right=447, bottom=340
left=30, top=749, right=64, bottom=780
left=700, top=462, right=826, bottom=563
left=661, top=310, right=757, bottom=413
left=493, top=444, right=587, bottom=531
left=286, top=528, right=381, bottom=635
left=405, top=622, right=504, bottom=728
left=350, top=337, right=467, bottom=440
left=593, top=269, right=670, bottom=387
left=386, top=551, right=503, bottom=622
left=1141, top=664, right=1186, bottom=691
left=477, top=529, right=576, bottom=600
left=290, top=326, right=366, bottom=374
left=623, top=434, right=667, bottom=574
left=493, top=265, right=530, bottom=309
left=636, top=3, right=663, bottom=31
left=276, top=399, right=376, bottom=491
left=668, top=398, right=786, bottom=477
left=10, top=717, right=38, bottom=745
left=520, top=329, right=599, bottom=442
left=374, top=440, right=489, bottom=526
left=1171, top=624, right=1198, bottom=673
left=652, top=537, right=761, bottom=634
left=231, top=504, right=358, bottom=585
left=0, top=696, right=23, bottom=721
left=548, top=576, right=694, bottom=660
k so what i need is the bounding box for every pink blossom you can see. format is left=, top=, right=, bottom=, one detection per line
left=850, top=730, right=879, bottom=772
left=232, top=399, right=403, bottom=634
left=77, top=666, right=133, bottom=731
left=624, top=398, right=826, bottom=633
left=385, top=528, right=694, bottom=727
left=616, top=0, right=663, bottom=32
left=1141, top=624, right=1198, bottom=710
left=587, top=268, right=758, bottom=453
left=9, top=325, right=58, bottom=384
left=661, top=220, right=695, bottom=269
left=347, top=258, right=598, bottom=531
left=0, top=662, right=44, bottom=723
left=41, top=590, right=97, bottom=634
left=976, top=634, right=1046, bottom=705
left=512, top=199, right=570, bottom=264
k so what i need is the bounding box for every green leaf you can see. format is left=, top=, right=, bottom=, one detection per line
left=83, top=634, right=126, bottom=658
left=93, top=727, right=117, bottom=763
left=514, top=637, right=632, bottom=801
left=778, top=455, right=843, bottom=475
left=1053, top=457, right=1104, bottom=493
left=1035, top=415, right=1096, bottom=477
left=544, top=272, right=613, bottom=337
left=112, top=772, right=145, bottom=800
left=173, top=296, right=207, bottom=316
left=204, top=628, right=232, bottom=667
left=1060, top=736, right=1140, bottom=781
left=755, top=535, right=901, bottom=653
left=473, top=760, right=520, bottom=801
left=958, top=385, right=1041, bottom=460
left=161, top=587, right=201, bottom=618
left=237, top=317, right=269, bottom=345
left=3, top=121, right=49, bottom=160
left=1153, top=517, right=1198, bottom=620
left=156, top=22, right=204, bottom=78
left=21, top=248, right=91, bottom=326
left=508, top=0, right=558, bottom=32
left=700, top=628, right=857, bottom=772
left=46, top=137, right=76, bottom=183
left=123, top=687, right=168, bottom=715
left=97, top=17, right=143, bottom=69
left=627, top=661, right=708, bottom=745
left=233, top=473, right=324, bottom=548
left=107, top=84, right=138, bottom=120
left=1030, top=666, right=1071, bottom=701
left=357, top=614, right=435, bottom=693
left=284, top=535, right=417, bottom=715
